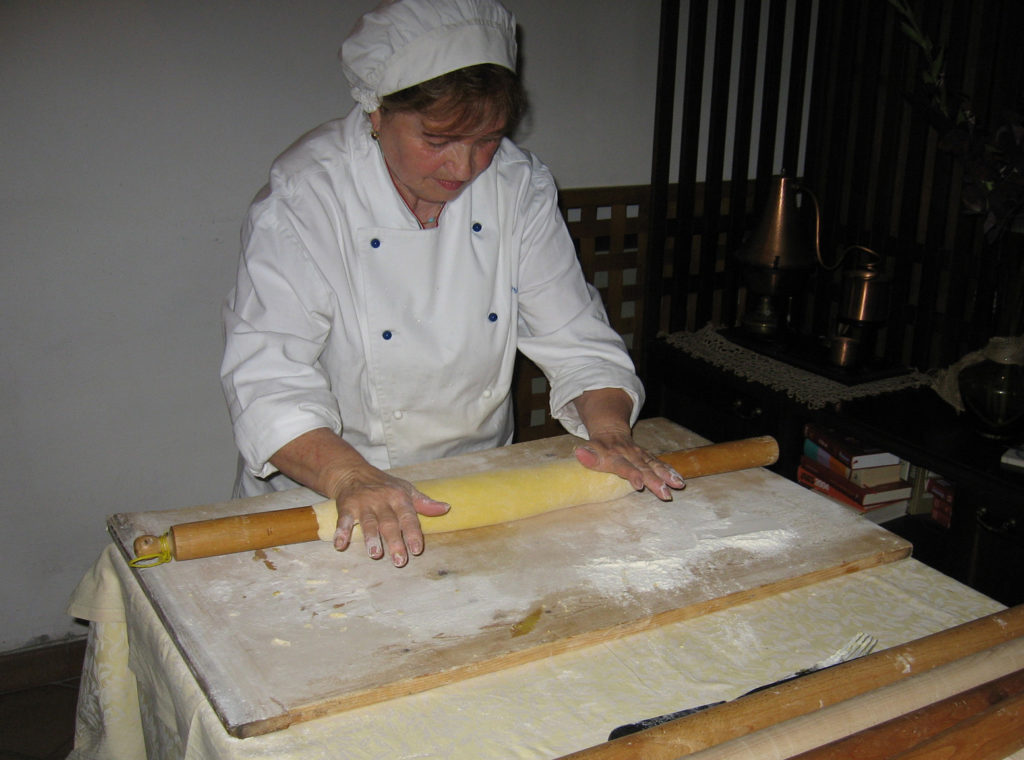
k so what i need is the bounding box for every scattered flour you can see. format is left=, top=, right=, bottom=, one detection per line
left=582, top=520, right=796, bottom=599
left=197, top=504, right=800, bottom=684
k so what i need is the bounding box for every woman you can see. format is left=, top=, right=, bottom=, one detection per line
left=221, top=0, right=684, bottom=568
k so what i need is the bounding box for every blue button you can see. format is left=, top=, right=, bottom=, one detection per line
left=371, top=238, right=381, bottom=248
left=488, top=312, right=498, bottom=322
left=472, top=222, right=483, bottom=232
left=382, top=330, right=392, bottom=340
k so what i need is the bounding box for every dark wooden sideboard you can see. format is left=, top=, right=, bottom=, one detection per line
left=644, top=333, right=1024, bottom=606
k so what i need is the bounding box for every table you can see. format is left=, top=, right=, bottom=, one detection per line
left=69, top=550, right=1023, bottom=759
left=646, top=330, right=1024, bottom=605
left=66, top=422, right=1021, bottom=759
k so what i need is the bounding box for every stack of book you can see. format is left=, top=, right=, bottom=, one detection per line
left=797, top=423, right=911, bottom=524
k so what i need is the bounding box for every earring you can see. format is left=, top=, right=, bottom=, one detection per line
left=370, top=129, right=380, bottom=140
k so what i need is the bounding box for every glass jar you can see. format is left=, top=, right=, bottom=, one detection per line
left=957, top=337, right=1024, bottom=440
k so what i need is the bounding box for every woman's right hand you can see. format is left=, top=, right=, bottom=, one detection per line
left=328, top=466, right=450, bottom=567
left=269, top=427, right=449, bottom=568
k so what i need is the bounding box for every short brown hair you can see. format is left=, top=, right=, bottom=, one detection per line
left=380, top=63, right=526, bottom=135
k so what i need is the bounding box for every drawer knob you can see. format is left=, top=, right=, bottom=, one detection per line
left=731, top=398, right=763, bottom=420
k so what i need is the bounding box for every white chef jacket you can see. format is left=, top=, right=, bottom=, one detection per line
left=221, top=107, right=643, bottom=496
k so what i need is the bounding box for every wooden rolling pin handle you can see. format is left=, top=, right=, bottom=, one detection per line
left=133, top=533, right=165, bottom=557
left=169, top=505, right=321, bottom=561
left=660, top=436, right=778, bottom=478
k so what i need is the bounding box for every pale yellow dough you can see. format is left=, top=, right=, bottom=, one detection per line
left=311, top=458, right=636, bottom=541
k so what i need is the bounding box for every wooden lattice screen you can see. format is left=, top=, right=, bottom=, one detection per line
left=644, top=0, right=1023, bottom=373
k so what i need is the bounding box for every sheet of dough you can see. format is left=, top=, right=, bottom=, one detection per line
left=312, top=458, right=636, bottom=541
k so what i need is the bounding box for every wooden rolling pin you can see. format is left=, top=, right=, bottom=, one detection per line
left=131, top=435, right=778, bottom=565
left=678, top=636, right=1024, bottom=760
left=557, top=605, right=1024, bottom=759
left=788, top=668, right=1024, bottom=760
left=882, top=691, right=1024, bottom=760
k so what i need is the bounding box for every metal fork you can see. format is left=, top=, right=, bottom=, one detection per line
left=785, top=631, right=879, bottom=680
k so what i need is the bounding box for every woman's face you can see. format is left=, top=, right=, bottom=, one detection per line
left=370, top=107, right=506, bottom=208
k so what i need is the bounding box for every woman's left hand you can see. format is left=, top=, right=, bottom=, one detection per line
left=574, top=428, right=685, bottom=500
left=571, top=387, right=685, bottom=500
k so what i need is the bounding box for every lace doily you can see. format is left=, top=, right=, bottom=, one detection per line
left=664, top=325, right=933, bottom=410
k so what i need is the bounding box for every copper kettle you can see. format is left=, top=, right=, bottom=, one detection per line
left=734, top=174, right=821, bottom=297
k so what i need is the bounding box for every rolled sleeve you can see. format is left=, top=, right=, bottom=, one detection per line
left=231, top=392, right=342, bottom=479
left=220, top=200, right=342, bottom=478
left=513, top=163, right=645, bottom=438
left=521, top=284, right=644, bottom=438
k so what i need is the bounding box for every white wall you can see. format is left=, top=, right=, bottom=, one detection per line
left=0, top=0, right=660, bottom=652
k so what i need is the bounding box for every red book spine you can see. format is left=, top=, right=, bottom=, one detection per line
left=926, top=477, right=956, bottom=504
left=797, top=465, right=866, bottom=511
left=931, top=497, right=953, bottom=528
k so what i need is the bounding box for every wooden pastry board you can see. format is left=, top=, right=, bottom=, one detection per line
left=107, top=418, right=911, bottom=738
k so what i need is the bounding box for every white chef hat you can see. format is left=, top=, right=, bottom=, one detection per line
left=341, top=0, right=518, bottom=113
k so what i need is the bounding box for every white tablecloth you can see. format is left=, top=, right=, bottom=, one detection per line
left=66, top=542, right=1021, bottom=760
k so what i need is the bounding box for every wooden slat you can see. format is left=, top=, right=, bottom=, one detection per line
left=754, top=0, right=786, bottom=193
left=643, top=0, right=682, bottom=379
left=803, top=0, right=842, bottom=333
left=722, top=1, right=762, bottom=329
left=667, top=0, right=708, bottom=333
left=781, top=0, right=812, bottom=173
left=693, top=0, right=734, bottom=330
